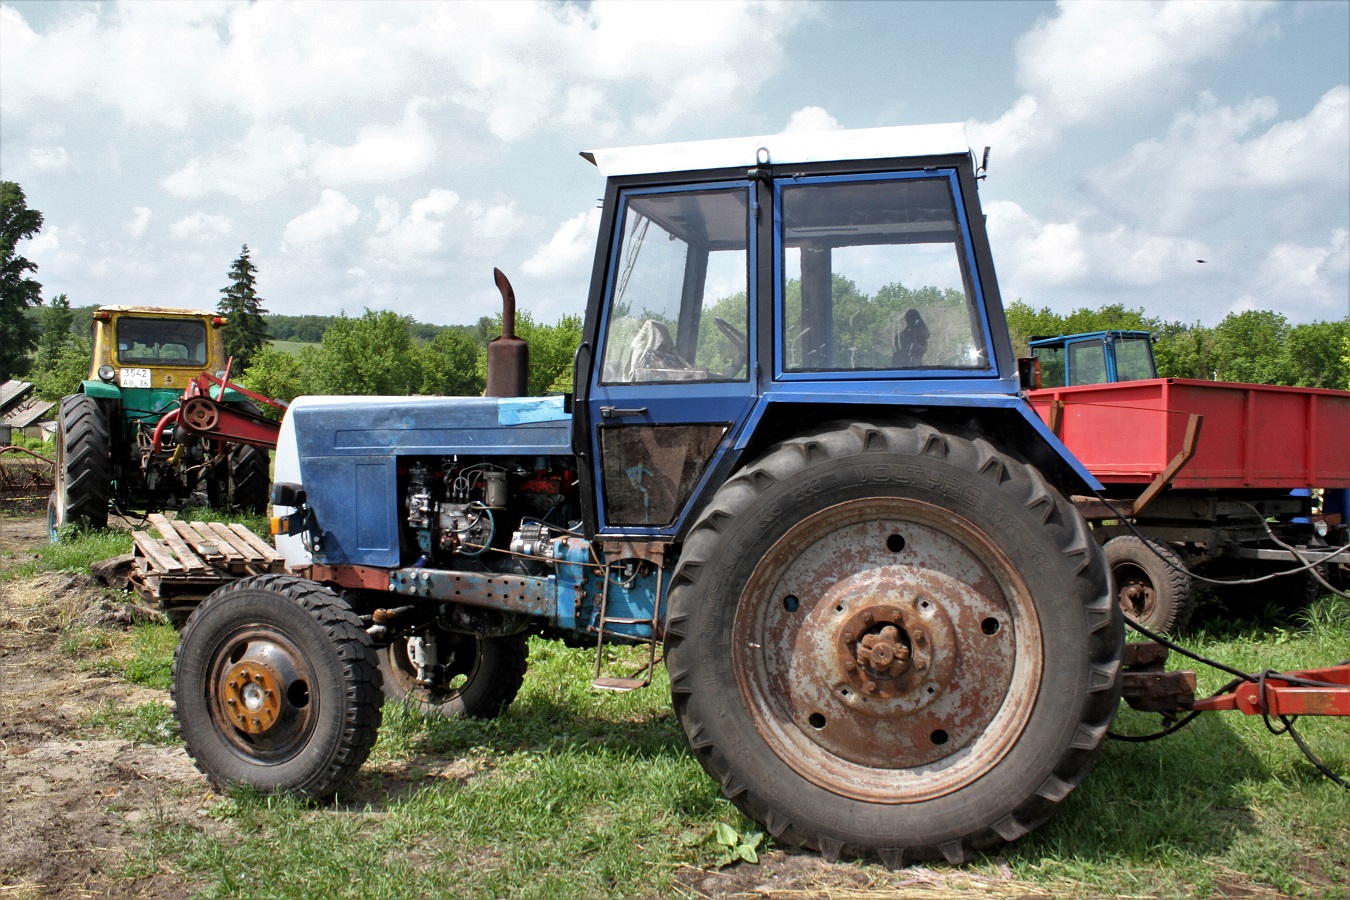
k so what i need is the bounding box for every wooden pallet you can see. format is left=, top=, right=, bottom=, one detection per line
left=129, top=513, right=286, bottom=608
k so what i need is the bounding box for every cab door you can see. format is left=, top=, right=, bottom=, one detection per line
left=586, top=182, right=759, bottom=538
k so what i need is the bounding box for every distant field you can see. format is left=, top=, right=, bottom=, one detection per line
left=270, top=339, right=320, bottom=355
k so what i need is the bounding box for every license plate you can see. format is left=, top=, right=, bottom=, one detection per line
left=119, top=367, right=151, bottom=388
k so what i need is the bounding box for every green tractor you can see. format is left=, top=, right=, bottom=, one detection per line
left=49, top=305, right=278, bottom=539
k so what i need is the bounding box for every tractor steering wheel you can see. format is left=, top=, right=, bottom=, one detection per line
left=713, top=316, right=748, bottom=377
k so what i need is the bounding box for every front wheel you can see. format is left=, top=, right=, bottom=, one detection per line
left=172, top=574, right=383, bottom=798
left=378, top=629, right=527, bottom=718
left=665, top=420, right=1123, bottom=863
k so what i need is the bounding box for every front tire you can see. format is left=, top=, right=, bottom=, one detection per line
left=665, top=420, right=1123, bottom=863
left=172, top=574, right=382, bottom=798
left=378, top=629, right=527, bottom=718
left=54, top=394, right=111, bottom=531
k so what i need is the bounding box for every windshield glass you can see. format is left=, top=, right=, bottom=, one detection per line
left=600, top=189, right=750, bottom=384
left=1113, top=336, right=1157, bottom=381
left=116, top=317, right=209, bottom=366
left=780, top=174, right=987, bottom=373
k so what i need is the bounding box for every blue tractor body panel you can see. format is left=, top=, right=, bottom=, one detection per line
left=284, top=395, right=572, bottom=568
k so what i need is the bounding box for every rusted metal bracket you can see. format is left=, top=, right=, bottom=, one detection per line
left=1120, top=642, right=1197, bottom=715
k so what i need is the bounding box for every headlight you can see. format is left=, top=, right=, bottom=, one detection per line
left=97, top=365, right=116, bottom=382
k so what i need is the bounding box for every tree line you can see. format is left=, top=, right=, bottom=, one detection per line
left=1003, top=301, right=1350, bottom=389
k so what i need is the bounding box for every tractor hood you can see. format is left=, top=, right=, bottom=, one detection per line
left=272, top=394, right=572, bottom=569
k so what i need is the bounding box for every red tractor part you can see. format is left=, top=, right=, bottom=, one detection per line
left=1192, top=664, right=1350, bottom=717
left=1121, top=642, right=1350, bottom=718
left=151, top=362, right=287, bottom=455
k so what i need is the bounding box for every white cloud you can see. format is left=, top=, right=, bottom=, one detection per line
left=522, top=207, right=602, bottom=280
left=163, top=124, right=311, bottom=200
left=1090, top=86, right=1350, bottom=232
left=28, top=146, right=72, bottom=172
left=170, top=212, right=233, bottom=241
left=282, top=189, right=361, bottom=252
left=365, top=188, right=460, bottom=262
left=1237, top=228, right=1350, bottom=319
left=967, top=95, right=1050, bottom=162
left=126, top=207, right=152, bottom=239
left=312, top=99, right=437, bottom=185
left=1016, top=0, right=1276, bottom=126
left=2, top=1, right=809, bottom=141
left=783, top=106, right=839, bottom=133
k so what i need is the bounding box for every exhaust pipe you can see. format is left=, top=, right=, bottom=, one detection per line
left=484, top=268, right=530, bottom=398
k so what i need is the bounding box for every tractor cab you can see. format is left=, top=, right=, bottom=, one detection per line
left=1027, top=330, right=1157, bottom=389
left=574, top=124, right=1080, bottom=540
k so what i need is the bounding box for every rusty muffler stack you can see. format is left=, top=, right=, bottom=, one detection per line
left=484, top=268, right=530, bottom=398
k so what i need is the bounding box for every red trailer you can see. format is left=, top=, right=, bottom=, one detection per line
left=1027, top=372, right=1350, bottom=632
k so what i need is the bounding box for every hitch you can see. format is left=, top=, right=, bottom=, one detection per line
left=1121, top=641, right=1350, bottom=719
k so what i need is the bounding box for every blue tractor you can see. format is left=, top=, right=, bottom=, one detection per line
left=172, top=124, right=1124, bottom=863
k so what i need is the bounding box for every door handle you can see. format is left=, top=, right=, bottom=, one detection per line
left=600, top=406, right=648, bottom=418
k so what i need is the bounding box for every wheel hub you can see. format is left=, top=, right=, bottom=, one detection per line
left=209, top=632, right=313, bottom=751
left=221, top=659, right=284, bottom=734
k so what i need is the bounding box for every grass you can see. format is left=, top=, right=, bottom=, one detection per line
left=270, top=339, right=319, bottom=356
left=11, top=524, right=1349, bottom=897
left=82, top=700, right=181, bottom=745
left=3, top=524, right=133, bottom=580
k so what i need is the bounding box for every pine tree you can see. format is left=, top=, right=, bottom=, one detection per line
left=217, top=245, right=269, bottom=372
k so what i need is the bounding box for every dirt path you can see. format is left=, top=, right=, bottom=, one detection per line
left=0, top=515, right=204, bottom=898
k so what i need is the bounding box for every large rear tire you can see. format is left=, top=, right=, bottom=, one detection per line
left=665, top=420, right=1123, bottom=864
left=1103, top=535, right=1194, bottom=633
left=172, top=574, right=383, bottom=798
left=377, top=629, right=527, bottom=718
left=227, top=443, right=271, bottom=514
left=53, top=394, right=111, bottom=531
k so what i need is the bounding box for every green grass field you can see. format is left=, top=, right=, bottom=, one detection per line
left=269, top=339, right=320, bottom=355
left=21, top=527, right=1350, bottom=897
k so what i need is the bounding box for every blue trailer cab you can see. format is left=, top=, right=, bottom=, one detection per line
left=1028, top=330, right=1158, bottom=388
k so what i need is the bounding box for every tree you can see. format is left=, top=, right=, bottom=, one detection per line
left=218, top=245, right=269, bottom=372
left=309, top=309, right=427, bottom=396
left=1, top=181, right=44, bottom=381
left=419, top=328, right=485, bottom=396
left=1284, top=320, right=1350, bottom=389
left=239, top=346, right=315, bottom=420
left=1212, top=310, right=1294, bottom=385
left=30, top=293, right=89, bottom=400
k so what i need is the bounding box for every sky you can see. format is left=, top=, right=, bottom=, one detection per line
left=2, top=0, right=1347, bottom=330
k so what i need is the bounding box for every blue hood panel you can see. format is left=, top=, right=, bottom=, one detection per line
left=288, top=395, right=572, bottom=567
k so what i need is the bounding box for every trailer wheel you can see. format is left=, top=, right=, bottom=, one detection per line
left=1103, top=535, right=1194, bottom=633
left=666, top=420, right=1123, bottom=863
left=172, top=574, right=382, bottom=798
left=378, top=629, right=527, bottom=719
left=53, top=394, right=111, bottom=532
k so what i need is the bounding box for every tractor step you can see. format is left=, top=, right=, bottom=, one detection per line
left=591, top=676, right=648, bottom=692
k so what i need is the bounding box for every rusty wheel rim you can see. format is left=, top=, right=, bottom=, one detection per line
left=1112, top=564, right=1156, bottom=622
left=732, top=497, right=1043, bottom=803
left=206, top=626, right=319, bottom=763
left=383, top=631, right=480, bottom=701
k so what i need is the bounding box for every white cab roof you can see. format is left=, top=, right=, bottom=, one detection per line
left=587, top=123, right=969, bottom=178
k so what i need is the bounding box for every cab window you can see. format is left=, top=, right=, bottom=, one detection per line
left=600, top=189, right=750, bottom=385
left=780, top=174, right=988, bottom=373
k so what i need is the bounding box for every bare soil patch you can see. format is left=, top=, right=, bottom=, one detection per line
left=0, top=526, right=203, bottom=898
